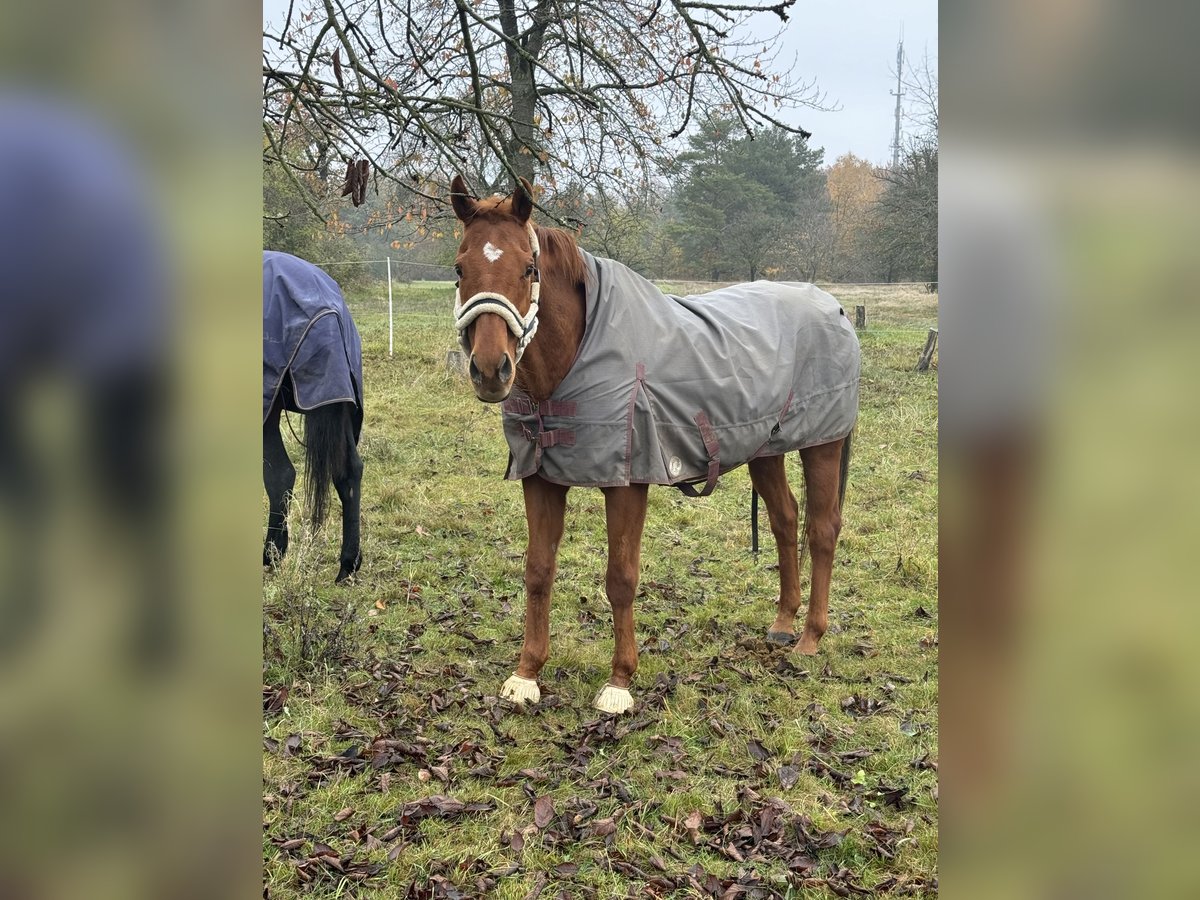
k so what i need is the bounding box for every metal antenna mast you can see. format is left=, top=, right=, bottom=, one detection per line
left=890, top=29, right=905, bottom=167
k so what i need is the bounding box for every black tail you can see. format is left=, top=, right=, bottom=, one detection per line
left=837, top=428, right=854, bottom=511
left=303, top=402, right=354, bottom=531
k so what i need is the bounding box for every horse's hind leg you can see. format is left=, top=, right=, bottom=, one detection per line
left=332, top=404, right=363, bottom=583
left=795, top=439, right=846, bottom=655
left=748, top=455, right=804, bottom=644
left=263, top=402, right=295, bottom=566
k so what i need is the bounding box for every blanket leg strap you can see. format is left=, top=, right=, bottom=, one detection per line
left=675, top=412, right=720, bottom=498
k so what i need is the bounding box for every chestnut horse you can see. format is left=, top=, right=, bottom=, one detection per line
left=450, top=175, right=853, bottom=714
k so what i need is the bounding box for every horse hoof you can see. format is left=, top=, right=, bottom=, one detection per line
left=593, top=684, right=634, bottom=715
left=766, top=630, right=796, bottom=646
left=335, top=555, right=363, bottom=584
left=500, top=674, right=540, bottom=705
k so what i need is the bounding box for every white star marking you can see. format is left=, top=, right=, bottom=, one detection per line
left=482, top=241, right=504, bottom=262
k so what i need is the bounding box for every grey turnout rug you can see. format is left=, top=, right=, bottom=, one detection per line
left=502, top=250, right=860, bottom=492
left=263, top=251, right=363, bottom=422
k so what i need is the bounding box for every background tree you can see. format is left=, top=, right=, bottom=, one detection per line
left=825, top=153, right=885, bottom=281
left=262, top=0, right=826, bottom=226
left=870, top=50, right=938, bottom=283
left=669, top=118, right=825, bottom=281
left=263, top=119, right=368, bottom=283
left=872, top=142, right=937, bottom=282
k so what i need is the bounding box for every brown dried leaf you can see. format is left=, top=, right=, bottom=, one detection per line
left=332, top=49, right=344, bottom=90
left=533, top=795, right=555, bottom=828
left=747, top=739, right=771, bottom=762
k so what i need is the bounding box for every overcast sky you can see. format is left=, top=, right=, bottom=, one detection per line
left=761, top=0, right=937, bottom=165
left=264, top=0, right=936, bottom=167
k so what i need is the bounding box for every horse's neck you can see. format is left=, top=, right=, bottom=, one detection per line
left=514, top=266, right=585, bottom=402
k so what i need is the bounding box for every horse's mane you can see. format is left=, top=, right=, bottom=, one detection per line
left=534, top=226, right=586, bottom=287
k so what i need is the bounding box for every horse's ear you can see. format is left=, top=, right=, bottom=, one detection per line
left=450, top=174, right=477, bottom=222
left=512, top=177, right=534, bottom=223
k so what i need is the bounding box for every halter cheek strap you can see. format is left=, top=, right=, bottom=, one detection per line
left=453, top=224, right=541, bottom=363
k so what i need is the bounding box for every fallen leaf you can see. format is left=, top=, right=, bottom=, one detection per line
left=747, top=739, right=771, bottom=762
left=333, top=807, right=354, bottom=822
left=534, top=795, right=555, bottom=828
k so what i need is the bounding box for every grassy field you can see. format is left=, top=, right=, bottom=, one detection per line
left=263, top=279, right=938, bottom=897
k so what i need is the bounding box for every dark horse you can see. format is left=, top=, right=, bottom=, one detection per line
left=449, top=176, right=859, bottom=713
left=263, top=251, right=364, bottom=583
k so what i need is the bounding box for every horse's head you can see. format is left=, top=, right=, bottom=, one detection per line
left=449, top=174, right=540, bottom=403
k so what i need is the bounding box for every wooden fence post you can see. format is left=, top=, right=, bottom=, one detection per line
left=855, top=305, right=866, bottom=329
left=446, top=349, right=467, bottom=376
left=916, top=328, right=938, bottom=372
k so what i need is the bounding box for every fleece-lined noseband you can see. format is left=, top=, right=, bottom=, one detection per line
left=453, top=222, right=541, bottom=362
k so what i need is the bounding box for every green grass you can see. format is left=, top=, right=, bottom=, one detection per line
left=263, top=282, right=938, bottom=897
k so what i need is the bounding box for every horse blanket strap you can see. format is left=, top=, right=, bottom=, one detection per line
left=537, top=429, right=575, bottom=449
left=454, top=222, right=542, bottom=363
left=501, top=249, right=860, bottom=490
left=502, top=398, right=577, bottom=417
left=674, top=412, right=720, bottom=498
left=263, top=251, right=363, bottom=423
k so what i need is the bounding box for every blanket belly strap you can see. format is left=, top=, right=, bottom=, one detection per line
left=537, top=429, right=575, bottom=449
left=502, top=397, right=578, bottom=417
left=675, top=411, right=720, bottom=498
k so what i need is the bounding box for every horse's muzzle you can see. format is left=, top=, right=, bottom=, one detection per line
left=469, top=351, right=514, bottom=402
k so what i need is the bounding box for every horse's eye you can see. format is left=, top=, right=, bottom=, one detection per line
left=525, top=264, right=536, bottom=277
left=454, top=263, right=463, bottom=277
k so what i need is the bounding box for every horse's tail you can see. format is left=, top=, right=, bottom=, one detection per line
left=304, top=402, right=354, bottom=530
left=838, top=428, right=854, bottom=512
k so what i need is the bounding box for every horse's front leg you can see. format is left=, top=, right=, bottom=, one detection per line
left=594, top=484, right=649, bottom=714
left=501, top=474, right=569, bottom=705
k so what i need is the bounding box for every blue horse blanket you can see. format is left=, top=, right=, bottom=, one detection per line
left=262, top=251, right=363, bottom=422
left=502, top=250, right=860, bottom=492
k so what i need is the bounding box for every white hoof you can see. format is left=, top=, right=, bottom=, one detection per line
left=593, top=683, right=634, bottom=714
left=500, top=674, right=541, bottom=705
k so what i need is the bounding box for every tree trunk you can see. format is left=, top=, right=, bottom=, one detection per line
left=499, top=0, right=550, bottom=186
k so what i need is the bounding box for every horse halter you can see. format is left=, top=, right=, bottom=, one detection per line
left=453, top=223, right=541, bottom=363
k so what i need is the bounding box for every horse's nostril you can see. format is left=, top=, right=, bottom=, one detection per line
left=498, top=354, right=513, bottom=383
left=468, top=355, right=483, bottom=385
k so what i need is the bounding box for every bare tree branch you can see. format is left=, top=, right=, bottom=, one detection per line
left=263, top=0, right=830, bottom=223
